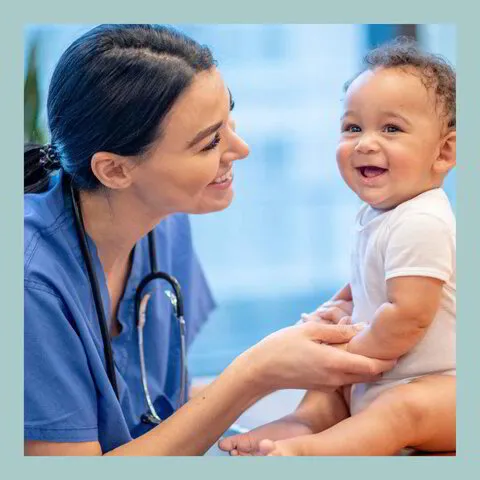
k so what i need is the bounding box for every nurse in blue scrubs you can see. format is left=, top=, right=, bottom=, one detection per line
left=24, top=24, right=395, bottom=456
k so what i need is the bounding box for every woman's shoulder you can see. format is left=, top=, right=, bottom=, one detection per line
left=24, top=175, right=78, bottom=289
left=25, top=174, right=69, bottom=239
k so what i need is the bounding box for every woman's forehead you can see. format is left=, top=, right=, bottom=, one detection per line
left=162, top=68, right=229, bottom=140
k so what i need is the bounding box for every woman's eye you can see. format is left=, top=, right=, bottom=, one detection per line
left=384, top=124, right=401, bottom=133
left=228, top=88, right=235, bottom=111
left=201, top=132, right=221, bottom=152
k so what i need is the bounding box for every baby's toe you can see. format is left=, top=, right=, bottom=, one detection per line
left=220, top=433, right=257, bottom=454
left=258, top=439, right=276, bottom=456
left=218, top=436, right=235, bottom=451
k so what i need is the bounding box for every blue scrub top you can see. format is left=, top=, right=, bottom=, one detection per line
left=24, top=172, right=216, bottom=453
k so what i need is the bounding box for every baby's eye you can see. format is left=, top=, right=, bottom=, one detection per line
left=342, top=124, right=361, bottom=133
left=384, top=124, right=402, bottom=133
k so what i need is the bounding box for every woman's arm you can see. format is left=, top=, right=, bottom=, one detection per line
left=347, top=276, right=444, bottom=360
left=25, top=356, right=262, bottom=456
left=25, top=322, right=395, bottom=456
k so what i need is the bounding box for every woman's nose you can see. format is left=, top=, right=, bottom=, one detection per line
left=223, top=118, right=250, bottom=162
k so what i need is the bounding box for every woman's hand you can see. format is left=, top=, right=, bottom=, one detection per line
left=241, top=321, right=394, bottom=395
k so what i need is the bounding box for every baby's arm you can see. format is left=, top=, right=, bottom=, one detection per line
left=347, top=275, right=444, bottom=359
left=348, top=212, right=454, bottom=360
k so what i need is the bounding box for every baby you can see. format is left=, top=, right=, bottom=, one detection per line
left=219, top=37, right=456, bottom=456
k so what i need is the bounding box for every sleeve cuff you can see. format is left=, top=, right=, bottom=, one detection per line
left=25, top=426, right=98, bottom=443
left=385, top=268, right=450, bottom=282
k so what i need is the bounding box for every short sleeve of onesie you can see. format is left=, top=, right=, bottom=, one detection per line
left=384, top=213, right=454, bottom=282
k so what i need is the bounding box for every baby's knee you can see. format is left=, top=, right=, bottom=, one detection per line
left=368, top=383, right=427, bottom=433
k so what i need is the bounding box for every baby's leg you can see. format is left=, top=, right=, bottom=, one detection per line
left=403, top=374, right=456, bottom=452
left=259, top=374, right=455, bottom=456
left=218, top=388, right=349, bottom=455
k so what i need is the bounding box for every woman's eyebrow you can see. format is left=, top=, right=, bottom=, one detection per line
left=186, top=120, right=223, bottom=149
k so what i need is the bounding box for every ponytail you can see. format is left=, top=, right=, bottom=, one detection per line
left=24, top=143, right=61, bottom=194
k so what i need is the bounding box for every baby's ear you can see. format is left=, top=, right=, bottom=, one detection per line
left=434, top=130, right=456, bottom=175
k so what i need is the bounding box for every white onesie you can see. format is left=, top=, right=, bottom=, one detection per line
left=349, top=188, right=456, bottom=415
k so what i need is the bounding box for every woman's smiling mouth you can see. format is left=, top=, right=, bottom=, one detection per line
left=208, top=167, right=233, bottom=189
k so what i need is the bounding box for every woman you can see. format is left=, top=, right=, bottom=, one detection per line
left=24, top=24, right=394, bottom=456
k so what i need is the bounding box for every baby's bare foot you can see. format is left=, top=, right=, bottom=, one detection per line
left=218, top=417, right=312, bottom=456
left=259, top=438, right=302, bottom=456
left=258, top=439, right=278, bottom=456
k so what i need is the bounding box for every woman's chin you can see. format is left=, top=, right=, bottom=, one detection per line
left=191, top=192, right=235, bottom=214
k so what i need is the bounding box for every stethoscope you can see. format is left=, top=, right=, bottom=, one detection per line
left=69, top=182, right=187, bottom=425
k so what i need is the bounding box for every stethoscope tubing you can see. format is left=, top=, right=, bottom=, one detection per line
left=70, top=180, right=186, bottom=420
left=70, top=183, right=120, bottom=398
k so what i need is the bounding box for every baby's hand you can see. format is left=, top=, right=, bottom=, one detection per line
left=298, top=299, right=353, bottom=325
left=330, top=322, right=368, bottom=352
left=297, top=310, right=336, bottom=325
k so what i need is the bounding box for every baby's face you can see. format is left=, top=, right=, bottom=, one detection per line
left=336, top=67, right=447, bottom=210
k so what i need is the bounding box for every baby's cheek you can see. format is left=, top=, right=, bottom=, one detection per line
left=336, top=142, right=351, bottom=164
left=336, top=146, right=355, bottom=183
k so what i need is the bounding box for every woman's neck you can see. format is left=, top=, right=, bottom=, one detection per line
left=78, top=188, right=165, bottom=275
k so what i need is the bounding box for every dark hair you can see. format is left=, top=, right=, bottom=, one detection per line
left=24, top=24, right=216, bottom=193
left=344, top=36, right=456, bottom=129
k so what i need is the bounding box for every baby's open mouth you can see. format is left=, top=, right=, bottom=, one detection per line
left=357, top=166, right=388, bottom=178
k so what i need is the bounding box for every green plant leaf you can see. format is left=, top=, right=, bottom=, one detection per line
left=24, top=33, right=46, bottom=144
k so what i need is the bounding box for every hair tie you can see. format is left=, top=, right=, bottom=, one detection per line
left=39, top=144, right=62, bottom=171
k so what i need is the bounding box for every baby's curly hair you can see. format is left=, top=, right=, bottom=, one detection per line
left=344, top=37, right=456, bottom=129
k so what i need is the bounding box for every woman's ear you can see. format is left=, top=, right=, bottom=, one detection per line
left=90, top=152, right=135, bottom=190
left=433, top=130, right=456, bottom=175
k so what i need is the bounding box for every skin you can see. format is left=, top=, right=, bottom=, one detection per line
left=336, top=67, right=455, bottom=210
left=257, top=374, right=455, bottom=456
left=221, top=66, right=456, bottom=456
left=80, top=68, right=249, bottom=291
left=25, top=67, right=396, bottom=456
left=80, top=68, right=248, bottom=330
